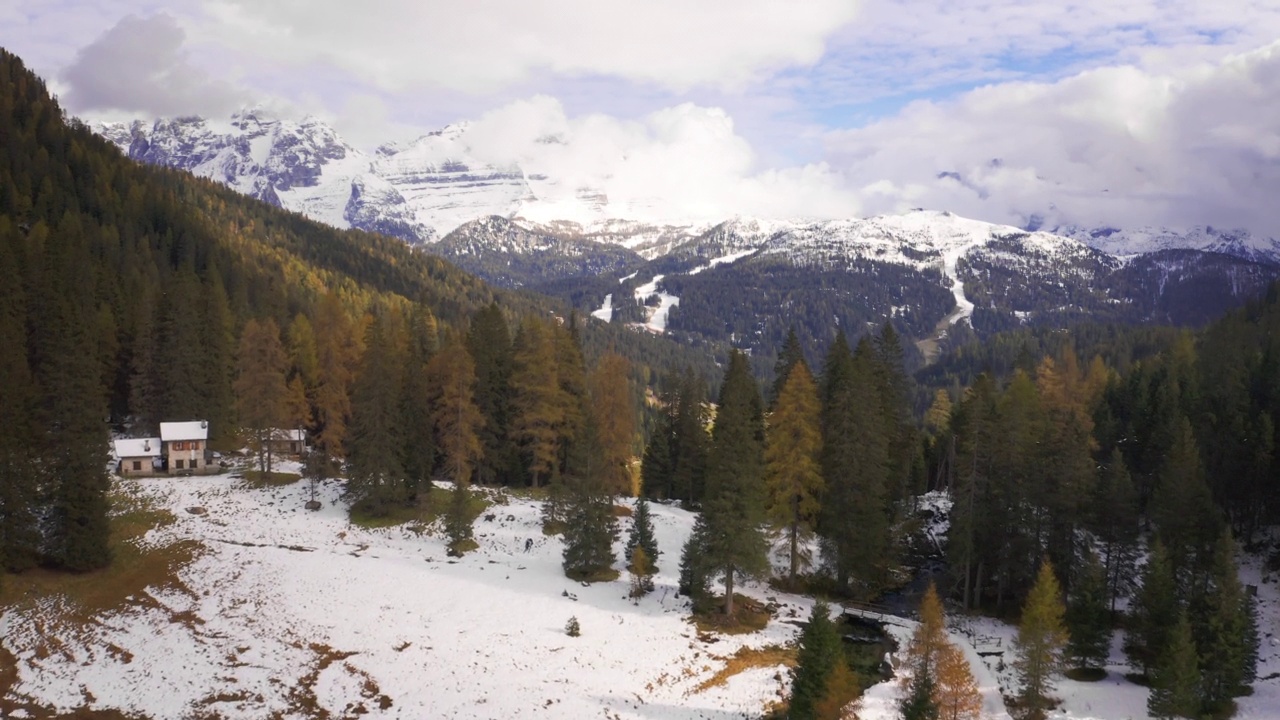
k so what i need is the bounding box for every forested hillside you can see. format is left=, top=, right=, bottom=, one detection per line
left=0, top=49, right=713, bottom=577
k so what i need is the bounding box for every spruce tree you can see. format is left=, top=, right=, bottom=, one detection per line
left=0, top=239, right=40, bottom=571
left=765, top=359, right=823, bottom=586
left=1152, top=417, right=1220, bottom=585
left=1014, top=560, right=1068, bottom=720
left=818, top=334, right=890, bottom=597
left=234, top=318, right=293, bottom=474
left=37, top=225, right=112, bottom=571
left=1065, top=550, right=1111, bottom=672
left=444, top=482, right=475, bottom=557
left=700, top=350, right=768, bottom=615
left=1093, top=448, right=1139, bottom=613
left=561, top=412, right=616, bottom=580
left=678, top=515, right=712, bottom=602
left=626, top=495, right=660, bottom=573
left=466, top=303, right=518, bottom=486
left=1126, top=538, right=1179, bottom=677
left=345, top=313, right=408, bottom=514
left=790, top=600, right=842, bottom=720
left=1147, top=612, right=1200, bottom=720
left=770, top=326, right=805, bottom=407
left=400, top=305, right=439, bottom=500
left=1195, top=528, right=1253, bottom=712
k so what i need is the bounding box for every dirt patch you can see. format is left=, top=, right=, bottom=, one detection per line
left=240, top=471, right=302, bottom=488
left=276, top=644, right=393, bottom=720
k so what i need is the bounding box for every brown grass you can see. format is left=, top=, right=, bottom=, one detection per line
left=611, top=504, right=634, bottom=518
left=241, top=470, right=302, bottom=488
left=693, top=645, right=796, bottom=693
left=0, top=485, right=202, bottom=719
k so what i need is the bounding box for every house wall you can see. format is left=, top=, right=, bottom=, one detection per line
left=166, top=439, right=205, bottom=472
left=118, top=457, right=159, bottom=477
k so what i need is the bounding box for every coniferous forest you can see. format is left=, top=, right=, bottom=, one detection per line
left=2, top=44, right=1279, bottom=720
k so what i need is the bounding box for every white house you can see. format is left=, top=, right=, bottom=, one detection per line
left=266, top=427, right=307, bottom=457
left=113, top=437, right=161, bottom=476
left=160, top=420, right=209, bottom=473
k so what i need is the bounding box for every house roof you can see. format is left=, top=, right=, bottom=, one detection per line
left=114, top=437, right=161, bottom=458
left=160, top=421, right=209, bottom=442
left=268, top=428, right=306, bottom=442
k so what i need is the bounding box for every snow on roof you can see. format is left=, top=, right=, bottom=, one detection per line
left=160, top=421, right=209, bottom=442
left=114, top=437, right=161, bottom=458
left=268, top=428, right=306, bottom=442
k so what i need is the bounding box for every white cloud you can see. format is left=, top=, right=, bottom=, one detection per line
left=455, top=97, right=857, bottom=223
left=827, top=41, right=1280, bottom=234
left=61, top=13, right=248, bottom=116
left=800, top=0, right=1280, bottom=112
left=198, top=0, right=860, bottom=94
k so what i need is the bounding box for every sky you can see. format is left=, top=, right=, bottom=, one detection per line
left=4, top=0, right=1280, bottom=234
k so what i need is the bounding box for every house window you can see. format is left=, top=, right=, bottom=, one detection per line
left=175, top=459, right=184, bottom=470
left=175, top=441, right=185, bottom=451
left=191, top=459, right=199, bottom=468
left=132, top=461, right=142, bottom=471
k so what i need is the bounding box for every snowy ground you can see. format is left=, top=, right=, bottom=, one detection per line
left=0, top=473, right=822, bottom=719
left=632, top=275, right=680, bottom=334
left=5, top=473, right=1276, bottom=719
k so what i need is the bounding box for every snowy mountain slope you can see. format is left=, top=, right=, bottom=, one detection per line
left=433, top=216, right=644, bottom=288
left=1052, top=224, right=1280, bottom=265
left=99, top=110, right=437, bottom=243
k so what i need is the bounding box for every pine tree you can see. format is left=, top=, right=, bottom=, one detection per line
left=1014, top=560, right=1068, bottom=720
left=36, top=225, right=111, bottom=571
left=701, top=350, right=768, bottom=615
left=1093, top=449, right=1139, bottom=613
left=899, top=583, right=946, bottom=720
left=234, top=318, right=293, bottom=474
left=1065, top=549, right=1111, bottom=672
left=311, top=294, right=357, bottom=464
left=814, top=659, right=860, bottom=720
left=0, top=239, right=40, bottom=571
left=1147, top=612, right=1200, bottom=720
left=509, top=318, right=566, bottom=489
left=626, top=495, right=660, bottom=573
left=427, top=337, right=484, bottom=556
left=900, top=668, right=939, bottom=720
left=561, top=411, right=616, bottom=580
left=444, top=482, right=475, bottom=557
left=426, top=337, right=484, bottom=489
left=765, top=359, right=823, bottom=586
left=1125, top=538, right=1179, bottom=677
left=1152, top=417, right=1221, bottom=585
left=790, top=600, right=842, bottom=720
left=1195, top=528, right=1253, bottom=712
left=935, top=643, right=982, bottom=720
left=629, top=546, right=654, bottom=598
left=678, top=514, right=712, bottom=602
left=345, top=313, right=408, bottom=514
left=467, top=303, right=518, bottom=486
left=589, top=352, right=635, bottom=495
left=819, top=334, right=891, bottom=597
left=771, top=326, right=805, bottom=406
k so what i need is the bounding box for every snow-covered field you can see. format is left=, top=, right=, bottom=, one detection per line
left=3, top=473, right=1277, bottom=719
left=0, top=472, right=816, bottom=719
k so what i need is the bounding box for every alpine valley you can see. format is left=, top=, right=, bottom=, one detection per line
left=98, top=111, right=1280, bottom=367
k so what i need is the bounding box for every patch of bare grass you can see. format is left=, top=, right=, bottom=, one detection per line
left=693, top=645, right=796, bottom=693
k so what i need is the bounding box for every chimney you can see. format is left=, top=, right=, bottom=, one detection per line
left=201, top=420, right=208, bottom=429
left=143, top=440, right=150, bottom=452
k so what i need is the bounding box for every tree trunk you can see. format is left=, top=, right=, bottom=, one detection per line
left=789, top=497, right=800, bottom=585
left=724, top=569, right=735, bottom=615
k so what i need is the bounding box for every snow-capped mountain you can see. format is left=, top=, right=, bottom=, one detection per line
left=1051, top=224, right=1280, bottom=265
